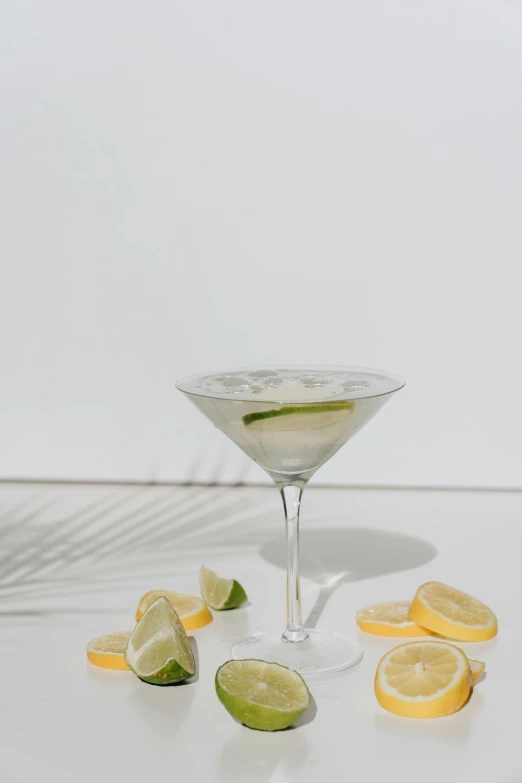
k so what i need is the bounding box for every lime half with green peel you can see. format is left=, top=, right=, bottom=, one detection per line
left=125, top=597, right=195, bottom=685
left=200, top=565, right=247, bottom=610
left=242, top=401, right=355, bottom=431
left=215, top=659, right=311, bottom=731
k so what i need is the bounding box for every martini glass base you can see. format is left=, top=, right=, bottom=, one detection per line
left=231, top=629, right=363, bottom=676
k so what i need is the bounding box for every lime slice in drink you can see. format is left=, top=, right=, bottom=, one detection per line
left=242, top=402, right=355, bottom=431
left=125, top=597, right=195, bottom=685
left=200, top=565, right=247, bottom=610
left=215, top=659, right=311, bottom=731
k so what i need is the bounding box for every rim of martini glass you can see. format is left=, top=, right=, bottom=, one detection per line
left=175, top=364, right=405, bottom=404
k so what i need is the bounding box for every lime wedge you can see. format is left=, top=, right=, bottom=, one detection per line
left=200, top=565, right=247, bottom=610
left=215, top=659, right=311, bottom=731
left=242, top=402, right=354, bottom=431
left=125, top=597, right=195, bottom=685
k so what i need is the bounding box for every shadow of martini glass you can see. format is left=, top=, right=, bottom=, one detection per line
left=259, top=526, right=437, bottom=628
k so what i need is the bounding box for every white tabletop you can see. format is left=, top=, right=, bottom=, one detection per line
left=0, top=482, right=520, bottom=783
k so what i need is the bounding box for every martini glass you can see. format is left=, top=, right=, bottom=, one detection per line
left=176, top=366, right=404, bottom=675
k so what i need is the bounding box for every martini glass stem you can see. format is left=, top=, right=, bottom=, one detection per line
left=281, top=484, right=308, bottom=643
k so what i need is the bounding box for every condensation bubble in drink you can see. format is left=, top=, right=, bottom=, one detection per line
left=343, top=380, right=370, bottom=392
left=223, top=377, right=251, bottom=388
left=299, top=374, right=332, bottom=387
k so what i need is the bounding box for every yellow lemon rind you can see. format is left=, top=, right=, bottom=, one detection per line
left=87, top=650, right=130, bottom=671
left=357, top=619, right=432, bottom=637
left=86, top=631, right=132, bottom=671
left=410, top=582, right=497, bottom=642
left=136, top=590, right=213, bottom=630
left=374, top=641, right=472, bottom=719
left=468, top=659, right=486, bottom=684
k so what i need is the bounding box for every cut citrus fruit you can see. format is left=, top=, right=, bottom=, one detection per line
left=410, top=582, right=497, bottom=641
left=125, top=597, right=195, bottom=685
left=374, top=640, right=472, bottom=718
left=86, top=631, right=131, bottom=670
left=468, top=658, right=485, bottom=684
left=215, top=659, right=311, bottom=731
left=242, top=402, right=354, bottom=431
left=136, top=590, right=212, bottom=630
left=356, top=601, right=432, bottom=637
left=200, top=565, right=247, bottom=610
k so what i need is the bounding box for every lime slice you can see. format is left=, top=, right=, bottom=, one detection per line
left=242, top=402, right=354, bottom=431
left=215, top=659, right=311, bottom=731
left=125, top=597, right=195, bottom=685
left=200, top=565, right=247, bottom=610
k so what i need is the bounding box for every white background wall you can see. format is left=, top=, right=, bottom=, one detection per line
left=1, top=0, right=522, bottom=487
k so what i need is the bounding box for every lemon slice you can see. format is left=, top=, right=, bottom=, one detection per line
left=410, top=582, right=497, bottom=641
left=125, top=597, right=195, bottom=685
left=86, top=631, right=131, bottom=671
left=215, top=659, right=311, bottom=731
left=468, top=658, right=485, bottom=684
left=374, top=640, right=472, bottom=718
left=200, top=566, right=247, bottom=610
left=136, top=590, right=212, bottom=629
left=356, top=601, right=432, bottom=637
